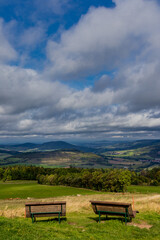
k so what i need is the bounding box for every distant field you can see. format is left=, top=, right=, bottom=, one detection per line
left=0, top=150, right=105, bottom=168
left=0, top=153, right=12, bottom=159
left=0, top=181, right=102, bottom=200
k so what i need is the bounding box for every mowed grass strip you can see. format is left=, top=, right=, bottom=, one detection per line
left=1, top=181, right=160, bottom=199
left=0, top=181, right=102, bottom=199
left=127, top=185, right=160, bottom=194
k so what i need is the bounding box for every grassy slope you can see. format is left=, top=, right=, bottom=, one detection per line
left=0, top=182, right=160, bottom=240
left=127, top=185, right=160, bottom=194
left=0, top=181, right=160, bottom=199
left=0, top=181, right=102, bottom=200
left=0, top=150, right=104, bottom=168
left=0, top=213, right=160, bottom=240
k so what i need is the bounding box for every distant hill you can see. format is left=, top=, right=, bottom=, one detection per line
left=0, top=139, right=160, bottom=169
left=39, top=141, right=77, bottom=150
left=0, top=141, right=93, bottom=152
left=83, top=139, right=160, bottom=152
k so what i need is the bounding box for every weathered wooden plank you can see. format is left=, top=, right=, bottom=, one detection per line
left=25, top=201, right=66, bottom=206
left=90, top=200, right=139, bottom=223
left=90, top=201, right=131, bottom=207
left=25, top=201, right=66, bottom=219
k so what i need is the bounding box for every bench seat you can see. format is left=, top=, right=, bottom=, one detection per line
left=90, top=200, right=139, bottom=224
left=25, top=201, right=66, bottom=223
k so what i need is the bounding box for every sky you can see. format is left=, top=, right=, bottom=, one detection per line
left=0, top=0, right=160, bottom=143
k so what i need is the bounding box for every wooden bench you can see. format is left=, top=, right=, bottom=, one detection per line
left=90, top=201, right=139, bottom=224
left=25, top=201, right=66, bottom=223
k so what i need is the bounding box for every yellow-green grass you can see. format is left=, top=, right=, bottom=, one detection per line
left=0, top=192, right=160, bottom=240
left=0, top=212, right=160, bottom=240
left=0, top=191, right=160, bottom=217
left=0, top=182, right=160, bottom=218
left=0, top=181, right=160, bottom=239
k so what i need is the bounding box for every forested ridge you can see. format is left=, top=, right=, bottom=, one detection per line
left=0, top=166, right=160, bottom=192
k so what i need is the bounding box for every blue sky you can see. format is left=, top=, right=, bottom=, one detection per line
left=0, top=0, right=160, bottom=143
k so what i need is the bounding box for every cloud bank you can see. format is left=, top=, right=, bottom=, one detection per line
left=0, top=0, right=160, bottom=142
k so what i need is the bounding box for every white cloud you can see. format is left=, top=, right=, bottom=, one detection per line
left=46, top=0, right=160, bottom=80
left=19, top=25, right=46, bottom=48
left=18, top=119, right=34, bottom=130
left=47, top=0, right=71, bottom=15
left=0, top=19, right=17, bottom=63
left=0, top=64, right=71, bottom=115
left=34, top=0, right=71, bottom=16
left=1, top=0, right=160, bottom=140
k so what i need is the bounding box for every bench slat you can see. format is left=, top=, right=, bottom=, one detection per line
left=90, top=200, right=139, bottom=224
left=25, top=201, right=66, bottom=223
left=25, top=201, right=66, bottom=206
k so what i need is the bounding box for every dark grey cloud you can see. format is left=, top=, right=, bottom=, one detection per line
left=92, top=75, right=112, bottom=92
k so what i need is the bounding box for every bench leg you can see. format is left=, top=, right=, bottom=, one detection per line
left=98, top=212, right=101, bottom=223
left=31, top=214, right=34, bottom=223
left=58, top=212, right=60, bottom=224
left=125, top=213, right=127, bottom=225
left=125, top=207, right=129, bottom=225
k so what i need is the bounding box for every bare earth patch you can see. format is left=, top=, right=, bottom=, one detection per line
left=128, top=222, right=152, bottom=229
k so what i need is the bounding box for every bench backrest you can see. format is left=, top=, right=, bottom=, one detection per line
left=25, top=201, right=66, bottom=218
left=90, top=201, right=134, bottom=217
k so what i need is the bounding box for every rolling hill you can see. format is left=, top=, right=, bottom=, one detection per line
left=0, top=140, right=160, bottom=169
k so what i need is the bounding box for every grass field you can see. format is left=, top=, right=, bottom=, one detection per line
left=0, top=212, right=160, bottom=240
left=127, top=185, right=160, bottom=194
left=0, top=181, right=102, bottom=200
left=0, top=181, right=160, bottom=239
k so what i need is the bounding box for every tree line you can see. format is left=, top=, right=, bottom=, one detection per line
left=0, top=166, right=160, bottom=192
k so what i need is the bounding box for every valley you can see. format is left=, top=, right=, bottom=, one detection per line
left=0, top=139, right=160, bottom=170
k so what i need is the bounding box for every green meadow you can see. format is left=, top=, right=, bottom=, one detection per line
left=127, top=185, right=160, bottom=194
left=1, top=181, right=160, bottom=200
left=0, top=181, right=102, bottom=200
left=0, top=181, right=160, bottom=240
left=0, top=213, right=160, bottom=240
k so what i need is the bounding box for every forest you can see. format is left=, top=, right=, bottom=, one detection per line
left=0, top=166, right=160, bottom=192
